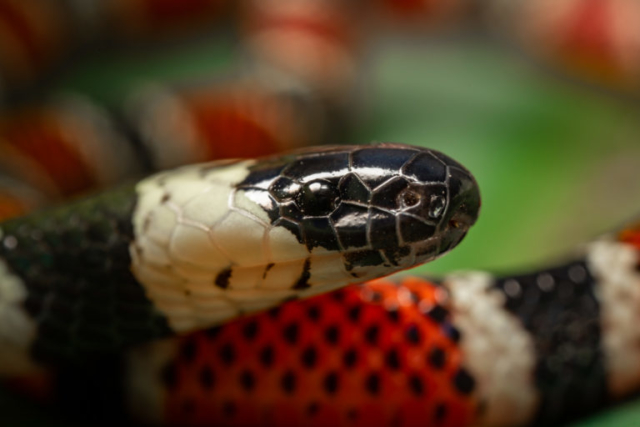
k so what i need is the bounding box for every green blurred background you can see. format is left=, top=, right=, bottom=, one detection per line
left=3, top=34, right=640, bottom=426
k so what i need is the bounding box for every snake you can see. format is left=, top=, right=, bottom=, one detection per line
left=3, top=142, right=640, bottom=427
left=107, top=219, right=639, bottom=427
left=0, top=142, right=480, bottom=370
left=1, top=1, right=640, bottom=427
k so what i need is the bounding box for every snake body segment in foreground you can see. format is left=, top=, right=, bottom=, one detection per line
left=3, top=144, right=640, bottom=427
left=0, top=2, right=638, bottom=426
left=121, top=222, right=640, bottom=427
left=0, top=143, right=480, bottom=370
left=4, top=143, right=640, bottom=427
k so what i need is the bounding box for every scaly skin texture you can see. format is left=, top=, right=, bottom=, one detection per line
left=120, top=222, right=640, bottom=427
left=149, top=278, right=477, bottom=427
left=0, top=144, right=479, bottom=369
left=0, top=185, right=171, bottom=364
left=0, top=1, right=638, bottom=426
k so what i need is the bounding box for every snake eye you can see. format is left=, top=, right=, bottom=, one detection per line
left=296, top=180, right=339, bottom=215
left=400, top=189, right=421, bottom=208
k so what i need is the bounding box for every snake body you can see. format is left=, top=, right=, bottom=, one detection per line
left=119, top=222, right=640, bottom=427
left=6, top=214, right=639, bottom=427
left=0, top=143, right=479, bottom=371
left=0, top=1, right=639, bottom=427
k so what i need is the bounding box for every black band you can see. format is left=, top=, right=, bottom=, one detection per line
left=0, top=185, right=171, bottom=364
left=494, top=260, right=607, bottom=424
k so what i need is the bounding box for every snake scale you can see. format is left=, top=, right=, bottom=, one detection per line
left=0, top=1, right=640, bottom=427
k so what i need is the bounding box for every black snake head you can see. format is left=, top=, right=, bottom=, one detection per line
left=237, top=143, right=480, bottom=282
left=130, top=143, right=480, bottom=331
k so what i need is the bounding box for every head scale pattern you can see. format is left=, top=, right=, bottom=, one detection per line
left=233, top=143, right=480, bottom=277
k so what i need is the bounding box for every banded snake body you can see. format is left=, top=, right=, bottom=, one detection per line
left=0, top=143, right=479, bottom=366
left=3, top=141, right=640, bottom=427
left=0, top=143, right=484, bottom=421
left=1, top=1, right=640, bottom=427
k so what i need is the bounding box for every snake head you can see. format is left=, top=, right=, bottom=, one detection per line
left=236, top=143, right=480, bottom=282
left=132, top=143, right=479, bottom=330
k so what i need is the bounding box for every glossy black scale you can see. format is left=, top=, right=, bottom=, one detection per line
left=494, top=260, right=606, bottom=424
left=0, top=185, right=171, bottom=363
left=236, top=144, right=480, bottom=272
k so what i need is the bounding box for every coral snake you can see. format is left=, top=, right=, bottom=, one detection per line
left=1, top=1, right=640, bottom=426
left=2, top=141, right=640, bottom=427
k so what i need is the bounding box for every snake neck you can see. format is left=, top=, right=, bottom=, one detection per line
left=0, top=185, right=172, bottom=368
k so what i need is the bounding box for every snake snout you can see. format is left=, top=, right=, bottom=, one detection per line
left=404, top=150, right=480, bottom=264
left=445, top=165, right=481, bottom=230
left=338, top=145, right=481, bottom=274
left=436, top=160, right=481, bottom=255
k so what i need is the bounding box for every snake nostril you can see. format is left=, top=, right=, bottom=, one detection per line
left=428, top=195, right=446, bottom=219
left=449, top=219, right=460, bottom=229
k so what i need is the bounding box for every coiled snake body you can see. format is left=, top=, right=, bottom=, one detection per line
left=1, top=1, right=640, bottom=427
left=0, top=143, right=481, bottom=419
left=119, top=222, right=640, bottom=427
left=3, top=142, right=640, bottom=427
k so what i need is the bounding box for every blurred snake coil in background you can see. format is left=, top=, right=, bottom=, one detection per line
left=1, top=0, right=640, bottom=426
